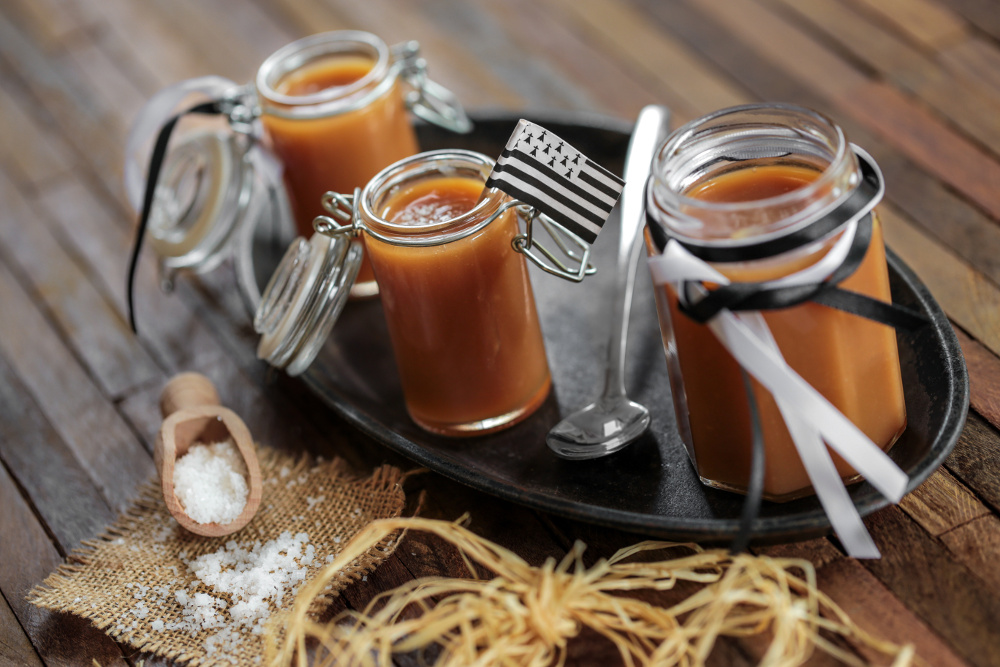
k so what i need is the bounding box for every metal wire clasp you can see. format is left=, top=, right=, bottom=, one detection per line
left=313, top=188, right=363, bottom=237
left=510, top=204, right=597, bottom=282
left=391, top=41, right=473, bottom=135
left=217, top=83, right=260, bottom=137
left=312, top=189, right=595, bottom=283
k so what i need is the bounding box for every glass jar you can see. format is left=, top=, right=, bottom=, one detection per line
left=255, top=149, right=555, bottom=437
left=645, top=103, right=907, bottom=501
left=124, top=32, right=471, bottom=308
left=257, top=31, right=470, bottom=298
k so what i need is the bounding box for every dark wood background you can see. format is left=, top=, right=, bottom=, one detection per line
left=1, top=0, right=1000, bottom=665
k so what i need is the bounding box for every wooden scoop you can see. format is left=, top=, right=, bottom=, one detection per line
left=154, top=372, right=262, bottom=537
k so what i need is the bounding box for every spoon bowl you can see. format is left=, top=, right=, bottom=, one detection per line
left=546, top=396, right=651, bottom=459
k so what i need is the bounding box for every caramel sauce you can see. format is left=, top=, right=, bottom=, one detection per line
left=654, top=164, right=906, bottom=500
left=262, top=55, right=419, bottom=287
left=366, top=176, right=551, bottom=436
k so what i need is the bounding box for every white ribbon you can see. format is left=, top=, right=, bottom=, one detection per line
left=648, top=218, right=908, bottom=558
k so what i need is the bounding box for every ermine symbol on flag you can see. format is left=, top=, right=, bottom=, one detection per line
left=485, top=119, right=625, bottom=245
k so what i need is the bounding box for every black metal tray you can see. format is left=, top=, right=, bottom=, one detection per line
left=261, top=111, right=969, bottom=544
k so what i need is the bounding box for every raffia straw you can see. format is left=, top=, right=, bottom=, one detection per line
left=266, top=517, right=919, bottom=667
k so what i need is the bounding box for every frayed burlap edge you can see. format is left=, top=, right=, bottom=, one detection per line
left=28, top=447, right=408, bottom=667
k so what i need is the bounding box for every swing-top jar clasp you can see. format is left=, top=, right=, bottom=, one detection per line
left=391, top=41, right=473, bottom=135
left=312, top=189, right=596, bottom=283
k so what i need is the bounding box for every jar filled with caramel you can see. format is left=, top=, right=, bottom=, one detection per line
left=255, top=149, right=554, bottom=437
left=644, top=104, right=907, bottom=501
left=257, top=31, right=471, bottom=298
left=124, top=31, right=470, bottom=307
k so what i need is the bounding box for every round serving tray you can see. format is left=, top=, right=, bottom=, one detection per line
left=250, top=111, right=969, bottom=544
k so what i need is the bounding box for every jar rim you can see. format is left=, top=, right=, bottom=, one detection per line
left=647, top=103, right=860, bottom=247
left=256, top=30, right=393, bottom=115
left=360, top=149, right=509, bottom=246
left=653, top=102, right=853, bottom=212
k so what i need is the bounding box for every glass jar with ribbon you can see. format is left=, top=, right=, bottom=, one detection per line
left=255, top=147, right=608, bottom=436
left=645, top=103, right=920, bottom=558
left=123, top=30, right=472, bottom=332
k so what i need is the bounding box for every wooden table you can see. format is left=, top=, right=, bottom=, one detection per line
left=1, top=0, right=999, bottom=665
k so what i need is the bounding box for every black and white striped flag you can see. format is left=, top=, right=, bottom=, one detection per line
left=485, top=119, right=625, bottom=245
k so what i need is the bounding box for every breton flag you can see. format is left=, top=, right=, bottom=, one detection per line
left=485, top=119, right=625, bottom=245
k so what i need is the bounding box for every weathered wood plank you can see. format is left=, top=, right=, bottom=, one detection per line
left=753, top=537, right=844, bottom=570
left=688, top=0, right=1000, bottom=222
left=816, top=556, right=968, bottom=667
left=945, top=412, right=1000, bottom=515
left=0, top=461, right=126, bottom=667
left=944, top=0, right=1000, bottom=43
left=939, top=514, right=1000, bottom=600
left=412, top=0, right=599, bottom=113
left=647, top=0, right=1000, bottom=291
left=57, top=35, right=150, bottom=143
left=879, top=204, right=1000, bottom=360
left=325, top=0, right=524, bottom=110
left=245, top=0, right=349, bottom=39
left=1, top=0, right=91, bottom=50
left=955, top=327, right=1000, bottom=432
left=940, top=37, right=1000, bottom=97
left=848, top=0, right=966, bottom=50
left=32, top=176, right=374, bottom=472
left=473, top=0, right=661, bottom=121
left=0, top=11, right=124, bottom=203
left=545, top=0, right=746, bottom=121
left=863, top=505, right=1000, bottom=667
left=0, top=75, right=73, bottom=188
left=0, top=171, right=160, bottom=399
left=0, top=352, right=116, bottom=550
left=0, top=591, right=43, bottom=667
left=143, top=0, right=280, bottom=83
left=0, top=255, right=154, bottom=512
left=690, top=0, right=867, bottom=99
left=772, top=0, right=1000, bottom=160
left=898, top=468, right=989, bottom=537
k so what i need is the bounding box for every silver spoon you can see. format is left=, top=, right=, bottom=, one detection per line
left=547, top=105, right=671, bottom=459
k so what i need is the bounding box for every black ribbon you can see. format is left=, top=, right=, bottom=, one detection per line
left=126, top=100, right=223, bottom=334
left=675, top=212, right=927, bottom=331
left=730, top=369, right=765, bottom=555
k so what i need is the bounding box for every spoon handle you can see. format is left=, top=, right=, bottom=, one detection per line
left=160, top=372, right=221, bottom=417
left=604, top=105, right=672, bottom=398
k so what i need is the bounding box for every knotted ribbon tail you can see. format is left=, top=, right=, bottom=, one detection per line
left=730, top=369, right=765, bottom=555
left=648, top=242, right=910, bottom=557
left=125, top=100, right=223, bottom=335
left=733, top=311, right=883, bottom=558
left=812, top=287, right=929, bottom=331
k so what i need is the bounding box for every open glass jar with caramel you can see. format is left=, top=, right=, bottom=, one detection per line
left=644, top=103, right=907, bottom=501
left=123, top=30, right=470, bottom=306
left=257, top=31, right=471, bottom=297
left=256, top=149, right=564, bottom=436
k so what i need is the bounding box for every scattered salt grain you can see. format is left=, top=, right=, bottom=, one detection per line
left=176, top=531, right=315, bottom=636
left=173, top=441, right=249, bottom=525
left=306, top=495, right=325, bottom=510
left=151, top=619, right=164, bottom=632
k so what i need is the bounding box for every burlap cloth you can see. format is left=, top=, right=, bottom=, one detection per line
left=29, top=447, right=407, bottom=666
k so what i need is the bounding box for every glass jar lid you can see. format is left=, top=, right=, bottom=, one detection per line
left=254, top=231, right=362, bottom=376
left=124, top=76, right=294, bottom=289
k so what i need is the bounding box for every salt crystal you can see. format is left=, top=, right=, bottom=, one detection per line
left=151, top=619, right=164, bottom=632
left=173, top=441, right=249, bottom=525
left=306, top=495, right=325, bottom=510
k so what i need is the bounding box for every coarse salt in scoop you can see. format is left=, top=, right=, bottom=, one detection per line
left=173, top=441, right=249, bottom=525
